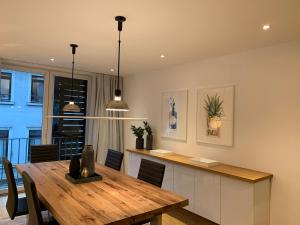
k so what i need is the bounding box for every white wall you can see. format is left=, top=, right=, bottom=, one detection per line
left=124, top=41, right=300, bottom=225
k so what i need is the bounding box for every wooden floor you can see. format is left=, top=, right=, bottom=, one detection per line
left=0, top=195, right=217, bottom=225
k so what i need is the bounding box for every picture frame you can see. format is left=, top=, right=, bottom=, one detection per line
left=196, top=85, right=234, bottom=146
left=161, top=89, right=188, bottom=141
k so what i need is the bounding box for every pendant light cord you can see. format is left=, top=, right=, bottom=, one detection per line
left=71, top=53, right=75, bottom=101
left=117, top=31, right=121, bottom=90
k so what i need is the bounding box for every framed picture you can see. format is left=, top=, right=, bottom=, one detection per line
left=196, top=85, right=234, bottom=146
left=161, top=89, right=188, bottom=141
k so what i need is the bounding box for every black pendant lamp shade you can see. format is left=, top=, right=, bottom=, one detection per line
left=106, top=16, right=129, bottom=112
left=63, top=44, right=81, bottom=113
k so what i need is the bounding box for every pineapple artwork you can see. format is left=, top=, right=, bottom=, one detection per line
left=204, top=94, right=224, bottom=137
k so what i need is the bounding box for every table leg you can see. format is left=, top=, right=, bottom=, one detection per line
left=150, top=214, right=162, bottom=225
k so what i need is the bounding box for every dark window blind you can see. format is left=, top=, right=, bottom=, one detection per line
left=52, top=76, right=88, bottom=159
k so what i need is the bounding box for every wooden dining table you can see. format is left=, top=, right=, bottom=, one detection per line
left=16, top=161, right=188, bottom=225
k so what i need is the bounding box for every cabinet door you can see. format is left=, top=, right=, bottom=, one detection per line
left=194, top=170, right=221, bottom=224
left=173, top=165, right=196, bottom=212
left=127, top=153, right=141, bottom=178
left=221, top=177, right=254, bottom=225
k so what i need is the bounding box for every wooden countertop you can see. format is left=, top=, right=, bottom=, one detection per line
left=126, top=149, right=273, bottom=183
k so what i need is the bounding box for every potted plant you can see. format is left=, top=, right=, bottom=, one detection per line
left=131, top=125, right=145, bottom=149
left=204, top=94, right=224, bottom=136
left=143, top=121, right=153, bottom=150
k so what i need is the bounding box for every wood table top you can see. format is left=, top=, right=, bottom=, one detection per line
left=17, top=161, right=188, bottom=225
left=126, top=149, right=273, bottom=183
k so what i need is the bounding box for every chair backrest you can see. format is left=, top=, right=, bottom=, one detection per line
left=30, top=144, right=59, bottom=163
left=3, top=159, right=18, bottom=219
left=22, top=171, right=44, bottom=225
left=104, top=149, right=124, bottom=171
left=137, top=159, right=166, bottom=187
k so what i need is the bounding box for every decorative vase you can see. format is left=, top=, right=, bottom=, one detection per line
left=81, top=167, right=89, bottom=178
left=169, top=98, right=177, bottom=130
left=136, top=138, right=144, bottom=149
left=69, top=155, right=81, bottom=179
left=146, top=135, right=153, bottom=150
left=81, top=145, right=95, bottom=177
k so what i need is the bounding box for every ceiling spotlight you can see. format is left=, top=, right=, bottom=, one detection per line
left=110, top=68, right=114, bottom=72
left=160, top=54, right=165, bottom=58
left=50, top=58, right=55, bottom=62
left=262, top=24, right=271, bottom=31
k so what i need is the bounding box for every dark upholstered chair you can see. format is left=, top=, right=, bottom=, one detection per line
left=30, top=144, right=59, bottom=163
left=22, top=171, right=59, bottom=225
left=133, top=159, right=166, bottom=225
left=3, top=159, right=28, bottom=219
left=104, top=149, right=124, bottom=171
left=137, top=158, right=165, bottom=187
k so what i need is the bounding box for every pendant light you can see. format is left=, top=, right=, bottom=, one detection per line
left=106, top=16, right=129, bottom=112
left=63, top=44, right=81, bottom=112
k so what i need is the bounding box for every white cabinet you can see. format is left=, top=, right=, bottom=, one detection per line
left=174, top=164, right=196, bottom=212
left=194, top=170, right=221, bottom=224
left=127, top=151, right=271, bottom=225
left=221, top=177, right=270, bottom=225
left=127, top=152, right=141, bottom=178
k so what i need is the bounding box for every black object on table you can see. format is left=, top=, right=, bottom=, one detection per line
left=65, top=172, right=102, bottom=184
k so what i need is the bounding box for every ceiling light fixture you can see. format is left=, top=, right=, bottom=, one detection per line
left=62, top=44, right=81, bottom=112
left=106, top=16, right=129, bottom=112
left=160, top=54, right=165, bottom=58
left=262, top=24, right=271, bottom=31
left=50, top=58, right=55, bottom=62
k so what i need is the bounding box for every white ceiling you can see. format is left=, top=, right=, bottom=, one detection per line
left=0, top=0, right=300, bottom=76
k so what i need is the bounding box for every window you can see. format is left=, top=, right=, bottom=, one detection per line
left=0, top=72, right=12, bottom=102
left=29, top=129, right=42, bottom=145
left=52, top=76, right=87, bottom=159
left=0, top=130, right=9, bottom=159
left=31, top=75, right=44, bottom=103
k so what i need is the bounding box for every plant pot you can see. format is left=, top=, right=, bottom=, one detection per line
left=207, top=116, right=222, bottom=136
left=146, top=135, right=153, bottom=150
left=136, top=138, right=144, bottom=149
left=81, top=145, right=95, bottom=177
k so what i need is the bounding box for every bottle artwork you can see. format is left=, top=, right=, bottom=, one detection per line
left=168, top=97, right=177, bottom=130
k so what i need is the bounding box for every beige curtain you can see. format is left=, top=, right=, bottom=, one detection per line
left=92, top=74, right=124, bottom=164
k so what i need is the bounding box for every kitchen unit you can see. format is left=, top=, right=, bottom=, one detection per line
left=126, top=149, right=273, bottom=225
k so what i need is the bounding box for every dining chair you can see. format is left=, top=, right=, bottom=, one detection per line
left=137, top=158, right=166, bottom=187
left=104, top=149, right=124, bottom=171
left=22, top=171, right=59, bottom=225
left=3, top=159, right=28, bottom=220
left=133, top=159, right=166, bottom=225
left=30, top=144, right=59, bottom=163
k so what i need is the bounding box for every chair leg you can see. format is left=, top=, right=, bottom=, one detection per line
left=150, top=214, right=162, bottom=225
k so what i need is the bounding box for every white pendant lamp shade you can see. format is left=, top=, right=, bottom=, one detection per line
left=106, top=16, right=129, bottom=112
left=63, top=43, right=81, bottom=113
left=63, top=101, right=81, bottom=112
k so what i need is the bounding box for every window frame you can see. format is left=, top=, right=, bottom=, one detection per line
left=0, top=129, right=10, bottom=160
left=0, top=72, right=13, bottom=104
left=28, top=128, right=42, bottom=146
left=28, top=74, right=44, bottom=105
